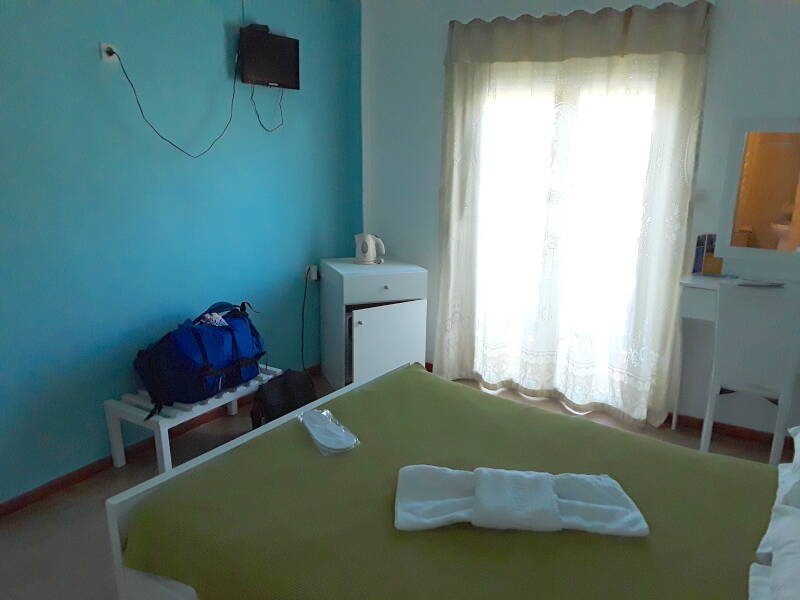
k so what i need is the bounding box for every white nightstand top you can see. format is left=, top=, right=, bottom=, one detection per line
left=680, top=274, right=723, bottom=291
left=321, top=258, right=427, bottom=277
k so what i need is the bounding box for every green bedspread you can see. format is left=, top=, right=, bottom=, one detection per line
left=124, top=365, right=776, bottom=599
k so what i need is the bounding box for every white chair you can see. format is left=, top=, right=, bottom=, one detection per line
left=700, top=283, right=800, bottom=464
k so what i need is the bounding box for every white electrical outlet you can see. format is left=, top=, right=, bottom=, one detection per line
left=306, top=265, right=318, bottom=281
left=100, top=42, right=118, bottom=62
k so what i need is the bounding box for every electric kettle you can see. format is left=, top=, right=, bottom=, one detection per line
left=355, top=233, right=386, bottom=265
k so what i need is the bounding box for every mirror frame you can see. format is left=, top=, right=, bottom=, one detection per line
left=716, top=117, right=800, bottom=262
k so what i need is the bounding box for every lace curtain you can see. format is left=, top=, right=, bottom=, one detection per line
left=434, top=2, right=711, bottom=425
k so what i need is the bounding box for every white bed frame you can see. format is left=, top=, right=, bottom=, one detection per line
left=105, top=367, right=400, bottom=600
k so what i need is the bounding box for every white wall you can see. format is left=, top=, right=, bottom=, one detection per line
left=678, top=0, right=800, bottom=433
left=363, top=0, right=800, bottom=432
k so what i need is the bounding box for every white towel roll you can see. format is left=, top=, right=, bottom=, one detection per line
left=749, top=563, right=772, bottom=600
left=471, top=468, right=561, bottom=532
left=395, top=465, right=648, bottom=537
left=395, top=465, right=475, bottom=531
left=554, top=474, right=649, bottom=537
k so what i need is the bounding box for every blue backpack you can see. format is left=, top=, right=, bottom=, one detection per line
left=134, top=302, right=265, bottom=418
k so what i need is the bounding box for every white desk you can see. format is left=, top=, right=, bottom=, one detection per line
left=678, top=274, right=800, bottom=437
left=679, top=274, right=723, bottom=322
left=677, top=275, right=724, bottom=431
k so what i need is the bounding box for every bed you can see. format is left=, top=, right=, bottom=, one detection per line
left=107, top=364, right=776, bottom=599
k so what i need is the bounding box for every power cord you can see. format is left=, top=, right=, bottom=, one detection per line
left=301, top=266, right=310, bottom=372
left=109, top=46, right=239, bottom=158
left=301, top=266, right=317, bottom=396
left=108, top=2, right=283, bottom=155
left=250, top=86, right=285, bottom=132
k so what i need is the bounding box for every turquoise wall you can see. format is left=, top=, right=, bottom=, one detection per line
left=0, top=0, right=362, bottom=502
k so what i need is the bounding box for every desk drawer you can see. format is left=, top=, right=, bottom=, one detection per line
left=344, top=270, right=427, bottom=305
left=681, top=286, right=717, bottom=322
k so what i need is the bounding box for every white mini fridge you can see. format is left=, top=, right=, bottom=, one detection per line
left=320, top=258, right=427, bottom=389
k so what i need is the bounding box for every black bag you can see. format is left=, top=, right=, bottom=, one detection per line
left=250, top=370, right=317, bottom=429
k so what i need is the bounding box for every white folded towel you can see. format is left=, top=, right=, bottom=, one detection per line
left=756, top=464, right=800, bottom=564
left=395, top=465, right=649, bottom=537
left=554, top=473, right=649, bottom=536
left=472, top=468, right=561, bottom=532
left=749, top=563, right=772, bottom=600
left=395, top=465, right=475, bottom=531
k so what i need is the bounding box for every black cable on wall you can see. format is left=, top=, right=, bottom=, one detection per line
left=108, top=0, right=286, bottom=158
left=111, top=48, right=240, bottom=159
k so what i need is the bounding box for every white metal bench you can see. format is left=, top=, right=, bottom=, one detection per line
left=104, top=364, right=281, bottom=473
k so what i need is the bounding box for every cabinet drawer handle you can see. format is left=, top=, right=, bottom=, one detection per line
left=357, top=320, right=364, bottom=326
left=383, top=285, right=390, bottom=290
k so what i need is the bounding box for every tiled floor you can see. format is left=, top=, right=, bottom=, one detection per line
left=464, top=380, right=792, bottom=464
left=0, top=378, right=785, bottom=599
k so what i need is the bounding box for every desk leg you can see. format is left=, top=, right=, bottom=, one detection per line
left=105, top=406, right=126, bottom=468
left=154, top=426, right=172, bottom=473
left=226, top=398, right=238, bottom=416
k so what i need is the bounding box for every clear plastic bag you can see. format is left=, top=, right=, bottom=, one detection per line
left=298, top=409, right=360, bottom=456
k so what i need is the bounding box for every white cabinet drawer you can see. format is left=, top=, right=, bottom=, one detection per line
left=344, top=270, right=427, bottom=305
left=680, top=286, right=717, bottom=322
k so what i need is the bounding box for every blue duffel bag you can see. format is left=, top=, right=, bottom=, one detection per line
left=134, top=302, right=265, bottom=418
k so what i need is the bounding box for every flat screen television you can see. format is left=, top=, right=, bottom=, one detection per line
left=238, top=25, right=300, bottom=90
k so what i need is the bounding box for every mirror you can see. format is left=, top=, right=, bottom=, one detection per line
left=731, top=132, right=800, bottom=252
